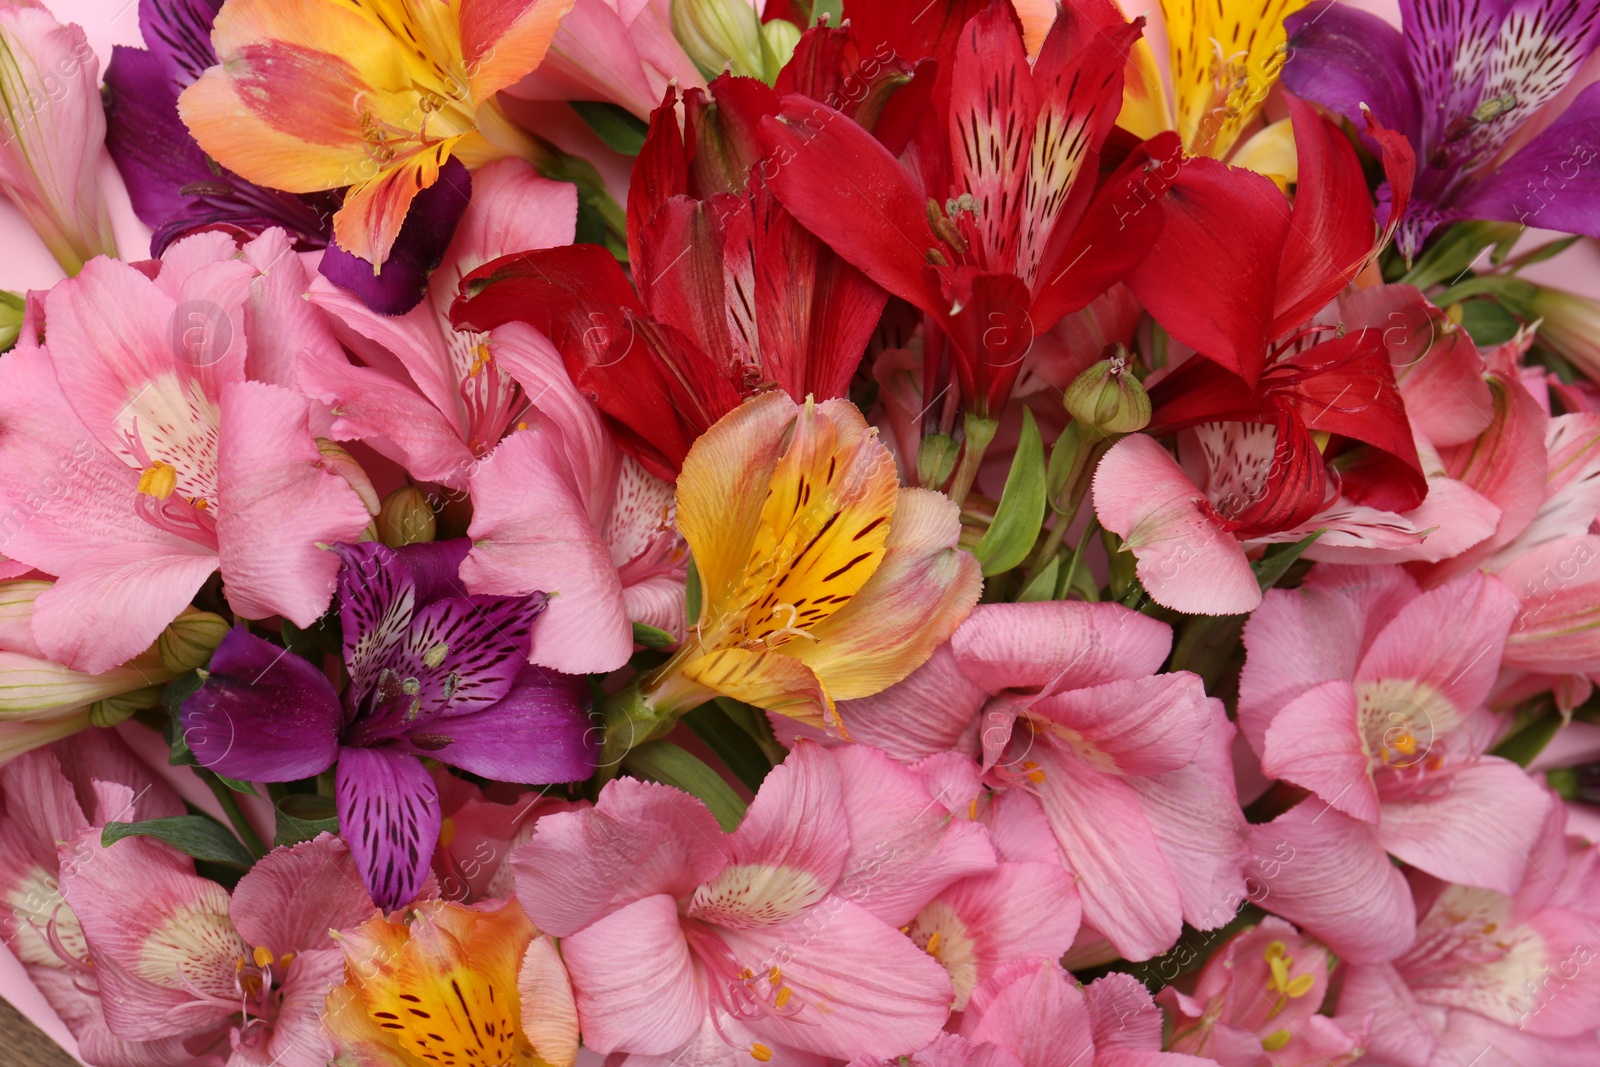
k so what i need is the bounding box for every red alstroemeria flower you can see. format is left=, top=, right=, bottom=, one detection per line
left=451, top=69, right=899, bottom=480
left=756, top=0, right=1167, bottom=419
left=1128, top=95, right=1417, bottom=386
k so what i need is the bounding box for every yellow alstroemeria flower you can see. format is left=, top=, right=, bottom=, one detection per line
left=1116, top=0, right=1308, bottom=181
left=324, top=898, right=578, bottom=1067
left=179, top=0, right=574, bottom=267
left=645, top=392, right=982, bottom=736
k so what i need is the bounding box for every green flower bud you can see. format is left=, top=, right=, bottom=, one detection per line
left=760, top=17, right=801, bottom=81
left=90, top=686, right=164, bottom=728
left=158, top=608, right=231, bottom=673
left=378, top=485, right=437, bottom=548
left=1063, top=347, right=1150, bottom=437
left=672, top=0, right=765, bottom=80
left=916, top=433, right=959, bottom=490
left=0, top=290, right=23, bottom=353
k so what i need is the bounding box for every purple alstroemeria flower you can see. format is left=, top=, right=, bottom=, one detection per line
left=1283, top=0, right=1600, bottom=259
left=180, top=539, right=598, bottom=909
left=103, top=0, right=471, bottom=314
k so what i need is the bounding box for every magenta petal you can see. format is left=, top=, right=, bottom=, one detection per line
left=404, top=664, right=597, bottom=783
left=335, top=746, right=442, bottom=911
left=179, top=628, right=343, bottom=781
left=331, top=539, right=470, bottom=697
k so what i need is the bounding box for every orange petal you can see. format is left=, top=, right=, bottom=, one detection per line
left=460, top=0, right=577, bottom=102
left=333, top=140, right=459, bottom=266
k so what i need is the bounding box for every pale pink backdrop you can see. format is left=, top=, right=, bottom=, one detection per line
left=2, top=0, right=1598, bottom=1061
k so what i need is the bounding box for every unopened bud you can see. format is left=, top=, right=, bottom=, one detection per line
left=316, top=439, right=381, bottom=515
left=1525, top=286, right=1600, bottom=381
left=760, top=18, right=801, bottom=81
left=1063, top=348, right=1150, bottom=437
left=378, top=485, right=437, bottom=548
left=90, top=686, right=164, bottom=728
left=0, top=290, right=22, bottom=353
left=672, top=0, right=765, bottom=80
left=158, top=608, right=231, bottom=673
left=916, top=433, right=959, bottom=490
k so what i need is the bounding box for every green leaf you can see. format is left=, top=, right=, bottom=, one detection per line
left=1398, top=221, right=1521, bottom=289
left=1252, top=531, right=1323, bottom=592
left=684, top=704, right=773, bottom=793
left=621, top=741, right=748, bottom=831
left=216, top=775, right=258, bottom=797
left=569, top=101, right=650, bottom=156
left=162, top=675, right=204, bottom=766
left=1458, top=299, right=1521, bottom=347
left=631, top=622, right=679, bottom=651
left=273, top=794, right=339, bottom=848
left=974, top=408, right=1046, bottom=577
left=712, top=698, right=789, bottom=766
left=102, top=815, right=255, bottom=869
left=1016, top=555, right=1061, bottom=602
left=685, top=554, right=703, bottom=628
left=1491, top=698, right=1564, bottom=767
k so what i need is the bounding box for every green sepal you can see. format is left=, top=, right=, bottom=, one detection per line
left=102, top=815, right=255, bottom=869
left=621, top=741, right=748, bottom=831
left=974, top=408, right=1046, bottom=577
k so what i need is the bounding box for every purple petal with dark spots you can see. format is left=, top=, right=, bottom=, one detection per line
left=179, top=629, right=343, bottom=781
left=345, top=591, right=550, bottom=744
left=335, top=746, right=441, bottom=910
left=401, top=665, right=597, bottom=783
left=318, top=159, right=473, bottom=315
left=1454, top=81, right=1600, bottom=238
left=135, top=0, right=222, bottom=89
left=1283, top=2, right=1420, bottom=141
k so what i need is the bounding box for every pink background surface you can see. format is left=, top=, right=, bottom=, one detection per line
left=2, top=0, right=1598, bottom=1061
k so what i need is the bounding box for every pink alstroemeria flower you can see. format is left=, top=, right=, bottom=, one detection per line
left=302, top=159, right=580, bottom=488
left=1239, top=565, right=1553, bottom=900
left=457, top=318, right=687, bottom=675
left=818, top=600, right=1249, bottom=963
left=1158, top=916, right=1368, bottom=1066
left=0, top=730, right=194, bottom=1067
left=430, top=768, right=587, bottom=904
left=503, top=0, right=704, bottom=120
left=511, top=742, right=993, bottom=1064
left=851, top=963, right=1217, bottom=1067
left=1334, top=798, right=1600, bottom=1067
left=0, top=230, right=372, bottom=673
left=58, top=830, right=377, bottom=1067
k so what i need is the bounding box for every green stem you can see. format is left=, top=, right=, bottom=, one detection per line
left=199, top=770, right=267, bottom=859
left=1056, top=516, right=1099, bottom=602
left=947, top=413, right=998, bottom=505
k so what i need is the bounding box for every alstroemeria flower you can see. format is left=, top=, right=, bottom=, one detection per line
left=1158, top=916, right=1367, bottom=1066
left=643, top=392, right=980, bottom=735
left=852, top=964, right=1214, bottom=1067
left=57, top=830, right=377, bottom=1067
left=1238, top=566, right=1553, bottom=924
left=502, top=0, right=703, bottom=120
left=323, top=897, right=579, bottom=1067
left=1333, top=799, right=1600, bottom=1066
left=303, top=159, right=577, bottom=483
left=511, top=742, right=988, bottom=1063
left=0, top=730, right=192, bottom=1067
left=430, top=770, right=586, bottom=904
left=758, top=0, right=1163, bottom=419
left=177, top=0, right=575, bottom=268
left=459, top=325, right=687, bottom=675
left=0, top=230, right=373, bottom=674
left=454, top=73, right=889, bottom=481
left=180, top=539, right=598, bottom=908
left=0, top=0, right=117, bottom=275
left=827, top=600, right=1249, bottom=963
left=1284, top=0, right=1600, bottom=259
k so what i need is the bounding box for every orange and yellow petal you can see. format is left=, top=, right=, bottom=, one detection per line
left=333, top=141, right=462, bottom=267
left=679, top=647, right=835, bottom=732
left=1117, top=36, right=1174, bottom=143
left=793, top=487, right=982, bottom=702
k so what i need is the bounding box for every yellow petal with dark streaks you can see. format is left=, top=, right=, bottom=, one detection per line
left=1117, top=36, right=1175, bottom=142
left=679, top=648, right=835, bottom=733
left=1161, top=0, right=1309, bottom=158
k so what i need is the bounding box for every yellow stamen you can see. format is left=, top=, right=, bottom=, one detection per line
left=1285, top=973, right=1315, bottom=998
left=750, top=1043, right=773, bottom=1062
left=469, top=344, right=493, bottom=376
left=422, top=642, right=450, bottom=669
left=514, top=420, right=528, bottom=431
left=1023, top=761, right=1046, bottom=784
left=774, top=986, right=792, bottom=1008
left=235, top=956, right=245, bottom=973
left=968, top=798, right=978, bottom=820
left=925, top=931, right=942, bottom=956
left=767, top=966, right=781, bottom=986
left=192, top=497, right=209, bottom=510
left=137, top=460, right=177, bottom=500
left=278, top=952, right=296, bottom=970
left=1262, top=1029, right=1291, bottom=1052
left=252, top=945, right=275, bottom=969
left=1262, top=940, right=1286, bottom=961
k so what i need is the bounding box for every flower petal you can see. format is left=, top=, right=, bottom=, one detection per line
left=335, top=746, right=443, bottom=910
